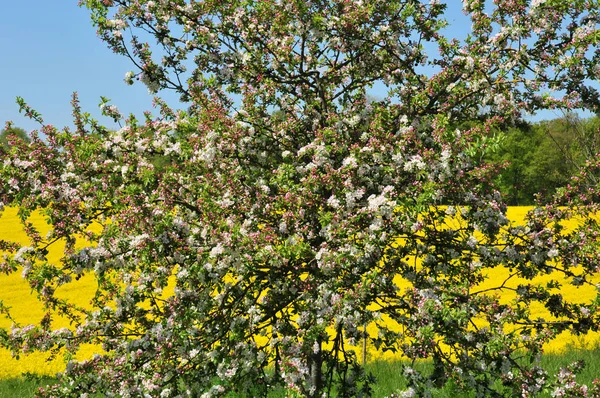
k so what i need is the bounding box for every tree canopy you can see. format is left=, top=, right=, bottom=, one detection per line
left=1, top=1, right=600, bottom=397
left=0, top=126, right=30, bottom=148
left=492, top=115, right=600, bottom=205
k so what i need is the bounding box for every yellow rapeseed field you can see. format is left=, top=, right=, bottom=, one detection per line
left=0, top=207, right=98, bottom=378
left=362, top=207, right=600, bottom=361
left=0, top=206, right=597, bottom=378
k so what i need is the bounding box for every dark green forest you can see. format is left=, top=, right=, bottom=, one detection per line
left=489, top=114, right=600, bottom=205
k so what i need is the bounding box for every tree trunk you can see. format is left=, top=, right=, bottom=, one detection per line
left=308, top=338, right=323, bottom=397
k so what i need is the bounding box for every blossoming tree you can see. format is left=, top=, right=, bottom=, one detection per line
left=1, top=0, right=600, bottom=396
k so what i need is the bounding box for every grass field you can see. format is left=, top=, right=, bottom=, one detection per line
left=0, top=206, right=599, bottom=384
left=2, top=347, right=600, bottom=397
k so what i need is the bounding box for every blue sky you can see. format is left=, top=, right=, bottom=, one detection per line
left=0, top=2, right=568, bottom=135
left=0, top=2, right=176, bottom=133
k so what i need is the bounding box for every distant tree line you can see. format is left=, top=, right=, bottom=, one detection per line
left=489, top=114, right=600, bottom=205
left=0, top=126, right=30, bottom=150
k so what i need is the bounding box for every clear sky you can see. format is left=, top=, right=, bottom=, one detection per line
left=0, top=2, right=179, bottom=134
left=0, top=1, right=568, bottom=135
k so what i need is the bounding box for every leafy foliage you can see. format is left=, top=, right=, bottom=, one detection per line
left=0, top=125, right=30, bottom=150
left=1, top=1, right=600, bottom=397
left=491, top=115, right=600, bottom=205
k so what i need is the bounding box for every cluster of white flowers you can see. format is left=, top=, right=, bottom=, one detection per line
left=140, top=71, right=161, bottom=94
left=530, top=0, right=547, bottom=9
left=403, top=155, right=426, bottom=172
left=11, top=158, right=34, bottom=169
left=200, top=384, right=225, bottom=398
left=312, top=144, right=330, bottom=167
left=547, top=247, right=559, bottom=259
left=345, top=188, right=365, bottom=210
left=399, top=387, right=416, bottom=398
left=124, top=71, right=135, bottom=85
left=164, top=141, right=181, bottom=155
left=209, top=243, right=225, bottom=258
left=315, top=246, right=330, bottom=269
left=99, top=103, right=123, bottom=120
left=129, top=234, right=150, bottom=249
left=367, top=193, right=393, bottom=219
left=454, top=55, right=475, bottom=72
left=466, top=235, right=479, bottom=249
left=13, top=246, right=33, bottom=265
left=107, top=18, right=127, bottom=30
left=327, top=195, right=341, bottom=209
left=342, top=155, right=358, bottom=168
left=344, top=115, right=361, bottom=128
